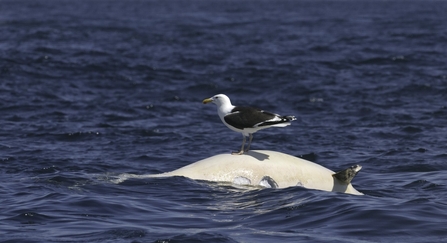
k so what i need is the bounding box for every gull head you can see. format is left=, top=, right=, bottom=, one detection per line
left=202, top=94, right=232, bottom=107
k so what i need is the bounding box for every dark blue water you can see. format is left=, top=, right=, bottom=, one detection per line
left=1, top=0, right=447, bottom=242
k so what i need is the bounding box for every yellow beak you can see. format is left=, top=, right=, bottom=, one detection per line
left=202, top=98, right=213, bottom=104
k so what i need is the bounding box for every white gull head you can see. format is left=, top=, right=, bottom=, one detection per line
left=202, top=93, right=235, bottom=119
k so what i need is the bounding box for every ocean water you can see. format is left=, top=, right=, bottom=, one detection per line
left=1, top=0, right=447, bottom=242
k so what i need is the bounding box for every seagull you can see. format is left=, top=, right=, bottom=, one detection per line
left=202, top=94, right=296, bottom=155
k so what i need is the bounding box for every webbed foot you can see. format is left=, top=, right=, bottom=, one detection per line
left=231, top=150, right=244, bottom=155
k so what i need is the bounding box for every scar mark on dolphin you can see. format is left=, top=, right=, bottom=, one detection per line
left=259, top=176, right=278, bottom=188
left=233, top=176, right=251, bottom=185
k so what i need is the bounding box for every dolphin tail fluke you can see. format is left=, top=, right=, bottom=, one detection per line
left=332, top=165, right=362, bottom=185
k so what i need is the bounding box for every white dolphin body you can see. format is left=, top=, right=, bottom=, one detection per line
left=115, top=150, right=363, bottom=195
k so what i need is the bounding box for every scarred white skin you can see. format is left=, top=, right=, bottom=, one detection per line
left=114, top=150, right=363, bottom=195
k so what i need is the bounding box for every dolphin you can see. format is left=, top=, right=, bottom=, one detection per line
left=114, top=150, right=363, bottom=195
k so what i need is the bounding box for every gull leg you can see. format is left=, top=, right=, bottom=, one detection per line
left=245, top=133, right=253, bottom=152
left=232, top=135, right=246, bottom=155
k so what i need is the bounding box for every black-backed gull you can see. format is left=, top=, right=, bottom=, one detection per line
left=203, top=94, right=296, bottom=155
